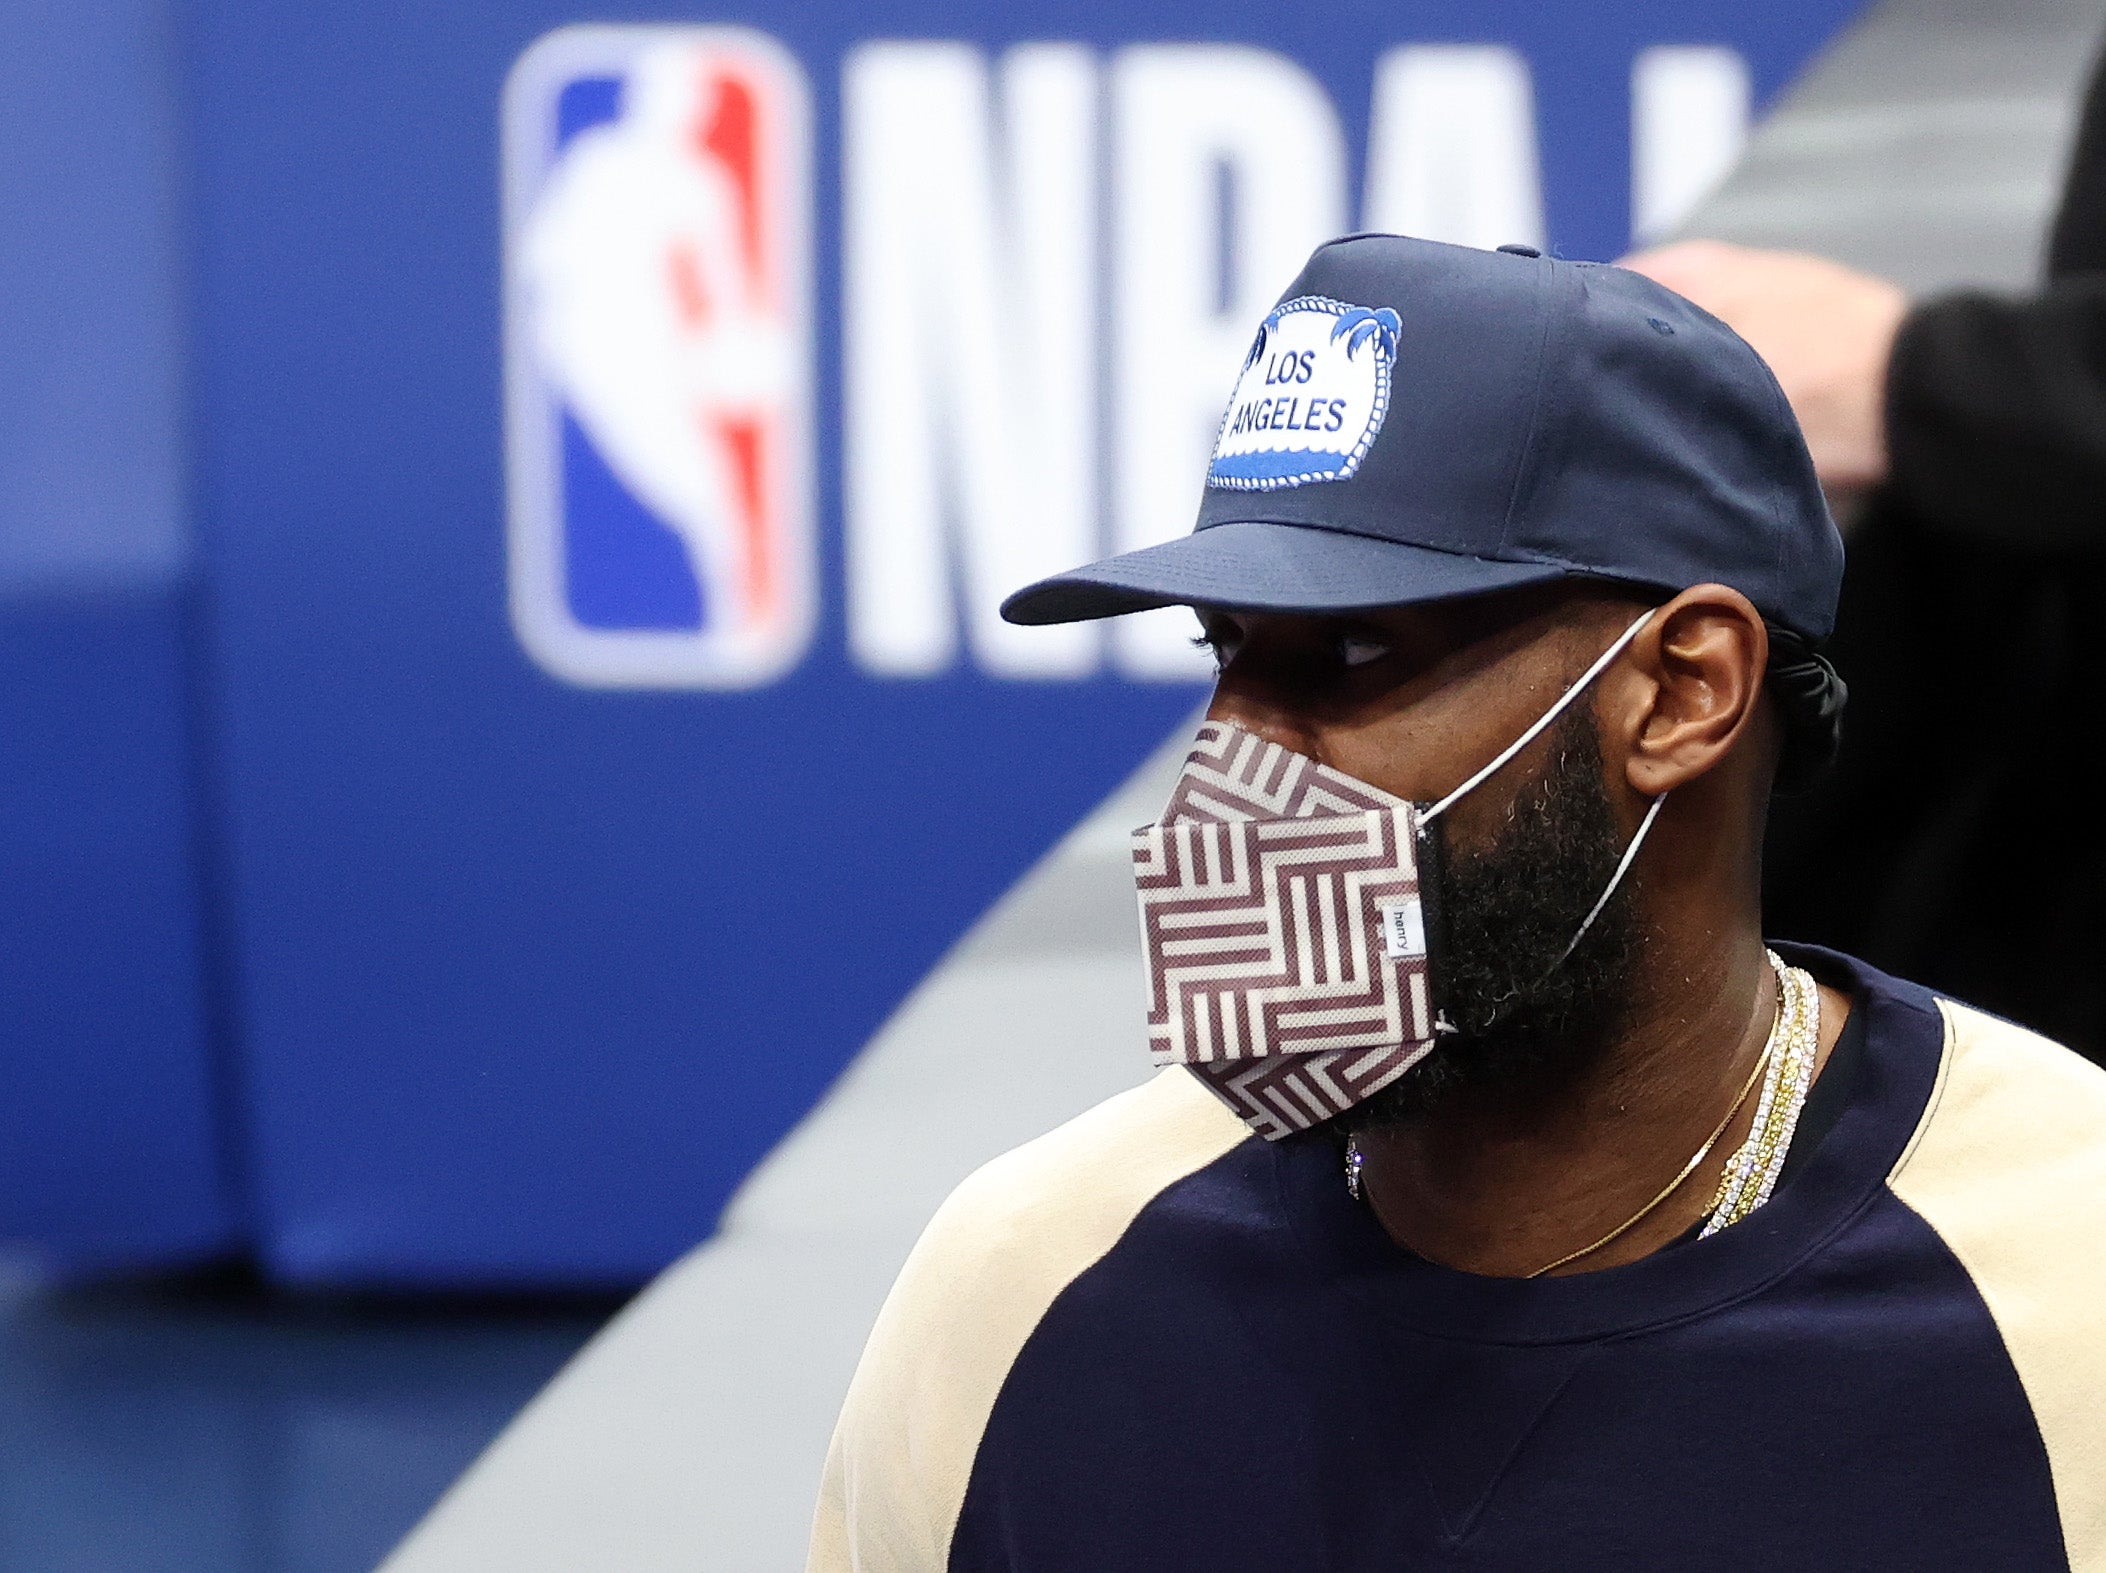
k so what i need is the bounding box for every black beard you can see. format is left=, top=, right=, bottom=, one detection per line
left=1346, top=706, right=1645, bottom=1131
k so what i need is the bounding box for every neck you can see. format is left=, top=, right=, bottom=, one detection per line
left=1354, top=929, right=1788, bottom=1277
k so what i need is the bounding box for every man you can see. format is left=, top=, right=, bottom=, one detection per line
left=806, top=235, right=2106, bottom=1571
left=1625, top=48, right=2106, bottom=1058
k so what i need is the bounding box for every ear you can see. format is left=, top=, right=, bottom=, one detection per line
left=1606, top=584, right=1768, bottom=798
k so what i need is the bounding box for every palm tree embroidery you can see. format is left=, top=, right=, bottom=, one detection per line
left=1329, top=306, right=1401, bottom=361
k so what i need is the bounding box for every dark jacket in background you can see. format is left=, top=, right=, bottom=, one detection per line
left=1765, top=52, right=2106, bottom=1059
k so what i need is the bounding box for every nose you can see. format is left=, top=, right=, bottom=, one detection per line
left=1205, top=665, right=1323, bottom=761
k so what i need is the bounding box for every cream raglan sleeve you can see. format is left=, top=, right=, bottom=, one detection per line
left=804, top=1068, right=1248, bottom=1573
left=1888, top=999, right=2106, bottom=1573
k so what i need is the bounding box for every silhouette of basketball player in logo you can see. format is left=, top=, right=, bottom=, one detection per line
left=520, top=43, right=797, bottom=669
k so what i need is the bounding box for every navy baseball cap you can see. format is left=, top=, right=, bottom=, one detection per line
left=1000, top=232, right=1845, bottom=648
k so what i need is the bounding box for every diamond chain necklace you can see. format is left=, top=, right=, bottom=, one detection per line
left=1701, top=953, right=1821, bottom=1235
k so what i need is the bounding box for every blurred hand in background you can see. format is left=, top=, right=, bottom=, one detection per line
left=1627, top=43, right=2106, bottom=1068
left=1623, top=239, right=1909, bottom=494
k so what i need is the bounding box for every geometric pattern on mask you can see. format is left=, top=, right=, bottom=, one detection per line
left=1132, top=722, right=1438, bottom=1141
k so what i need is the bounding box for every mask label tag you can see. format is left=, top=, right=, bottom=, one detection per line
left=1380, top=898, right=1426, bottom=960
left=1133, top=722, right=1439, bottom=1140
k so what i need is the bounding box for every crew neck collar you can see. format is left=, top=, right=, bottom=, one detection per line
left=1273, top=946, right=1947, bottom=1346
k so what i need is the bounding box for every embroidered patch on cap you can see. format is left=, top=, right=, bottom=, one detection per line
left=1207, top=295, right=1401, bottom=492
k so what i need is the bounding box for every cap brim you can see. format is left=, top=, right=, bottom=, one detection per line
left=1000, top=520, right=1570, bottom=626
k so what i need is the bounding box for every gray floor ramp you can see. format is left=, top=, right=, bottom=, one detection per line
left=378, top=725, right=1194, bottom=1571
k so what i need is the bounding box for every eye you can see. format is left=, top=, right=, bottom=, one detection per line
left=1339, top=635, right=1390, bottom=669
left=1192, top=617, right=1244, bottom=669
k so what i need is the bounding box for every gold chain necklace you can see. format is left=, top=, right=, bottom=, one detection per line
left=1344, top=951, right=1817, bottom=1278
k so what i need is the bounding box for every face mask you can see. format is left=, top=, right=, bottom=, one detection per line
left=1131, top=610, right=1662, bottom=1140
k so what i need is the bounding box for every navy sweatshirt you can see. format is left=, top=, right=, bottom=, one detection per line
left=809, top=948, right=2106, bottom=1570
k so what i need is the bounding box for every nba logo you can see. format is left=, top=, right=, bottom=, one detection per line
left=503, top=27, right=815, bottom=688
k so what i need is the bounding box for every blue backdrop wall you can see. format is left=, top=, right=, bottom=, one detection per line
left=0, top=0, right=233, bottom=1271
left=2, top=0, right=1866, bottom=1285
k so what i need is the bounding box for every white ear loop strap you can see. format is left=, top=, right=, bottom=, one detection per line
left=1558, top=789, right=1667, bottom=965
left=1419, top=608, right=1658, bottom=825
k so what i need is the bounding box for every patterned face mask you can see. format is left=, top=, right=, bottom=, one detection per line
left=1131, top=610, right=1661, bottom=1139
